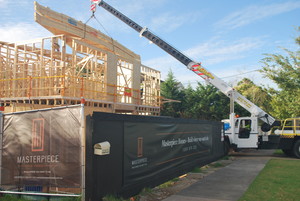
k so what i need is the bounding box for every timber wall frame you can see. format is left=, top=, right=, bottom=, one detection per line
left=0, top=33, right=160, bottom=115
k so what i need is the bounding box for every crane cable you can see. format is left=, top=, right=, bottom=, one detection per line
left=83, top=15, right=93, bottom=39
left=84, top=2, right=117, bottom=54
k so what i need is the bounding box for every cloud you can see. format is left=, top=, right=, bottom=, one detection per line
left=150, top=12, right=200, bottom=32
left=215, top=1, right=300, bottom=30
left=0, top=0, right=30, bottom=9
left=118, top=0, right=169, bottom=15
left=185, top=37, right=264, bottom=65
left=0, top=23, right=50, bottom=43
left=101, top=0, right=168, bottom=20
left=0, top=0, right=10, bottom=16
left=0, top=0, right=8, bottom=8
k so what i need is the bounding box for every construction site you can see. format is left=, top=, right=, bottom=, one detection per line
left=3, top=1, right=298, bottom=201
left=0, top=2, right=161, bottom=116
left=0, top=2, right=167, bottom=200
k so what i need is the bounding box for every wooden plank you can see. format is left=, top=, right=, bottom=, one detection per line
left=34, top=2, right=140, bottom=62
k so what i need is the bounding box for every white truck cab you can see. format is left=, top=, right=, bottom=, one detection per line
left=223, top=115, right=260, bottom=149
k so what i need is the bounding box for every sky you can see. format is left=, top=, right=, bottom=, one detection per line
left=0, top=0, right=299, bottom=88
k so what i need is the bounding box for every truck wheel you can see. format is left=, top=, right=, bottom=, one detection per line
left=282, top=149, right=294, bottom=157
left=293, top=140, right=300, bottom=159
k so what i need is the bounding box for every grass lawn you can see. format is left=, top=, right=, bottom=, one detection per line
left=239, top=158, right=300, bottom=201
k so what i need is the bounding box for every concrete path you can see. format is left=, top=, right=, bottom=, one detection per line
left=163, top=149, right=274, bottom=201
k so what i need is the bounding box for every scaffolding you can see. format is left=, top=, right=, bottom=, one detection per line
left=0, top=2, right=161, bottom=115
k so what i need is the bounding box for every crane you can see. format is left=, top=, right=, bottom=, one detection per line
left=95, top=0, right=275, bottom=128
left=94, top=0, right=300, bottom=158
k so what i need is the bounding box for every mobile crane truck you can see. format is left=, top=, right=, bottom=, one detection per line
left=94, top=0, right=300, bottom=158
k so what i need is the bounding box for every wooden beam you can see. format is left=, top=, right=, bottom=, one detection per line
left=34, top=1, right=140, bottom=62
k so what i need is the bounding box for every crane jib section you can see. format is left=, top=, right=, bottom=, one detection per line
left=97, top=0, right=275, bottom=125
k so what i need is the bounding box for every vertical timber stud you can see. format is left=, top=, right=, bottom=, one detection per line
left=13, top=45, right=17, bottom=97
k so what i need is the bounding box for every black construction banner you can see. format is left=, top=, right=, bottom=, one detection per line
left=1, top=106, right=82, bottom=189
left=123, top=122, right=212, bottom=184
left=87, top=112, right=224, bottom=200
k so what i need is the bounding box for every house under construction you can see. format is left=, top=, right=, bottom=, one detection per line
left=0, top=2, right=161, bottom=115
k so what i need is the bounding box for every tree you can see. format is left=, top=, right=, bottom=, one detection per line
left=160, top=72, right=230, bottom=120
left=260, top=27, right=300, bottom=119
left=235, top=78, right=272, bottom=115
left=186, top=83, right=229, bottom=121
left=160, top=71, right=184, bottom=117
left=180, top=84, right=196, bottom=118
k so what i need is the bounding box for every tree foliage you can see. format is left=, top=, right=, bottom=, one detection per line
left=160, top=71, right=184, bottom=117
left=235, top=78, right=272, bottom=114
left=160, top=71, right=231, bottom=121
left=160, top=72, right=269, bottom=120
left=160, top=71, right=231, bottom=120
left=186, top=83, right=229, bottom=121
left=260, top=27, right=300, bottom=119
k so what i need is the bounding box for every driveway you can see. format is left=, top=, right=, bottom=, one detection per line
left=163, top=149, right=275, bottom=201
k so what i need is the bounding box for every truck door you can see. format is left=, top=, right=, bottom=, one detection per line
left=235, top=118, right=258, bottom=148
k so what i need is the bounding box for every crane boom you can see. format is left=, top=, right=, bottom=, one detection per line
left=97, top=0, right=275, bottom=126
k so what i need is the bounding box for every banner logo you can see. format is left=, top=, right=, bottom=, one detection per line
left=32, top=118, right=45, bottom=152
